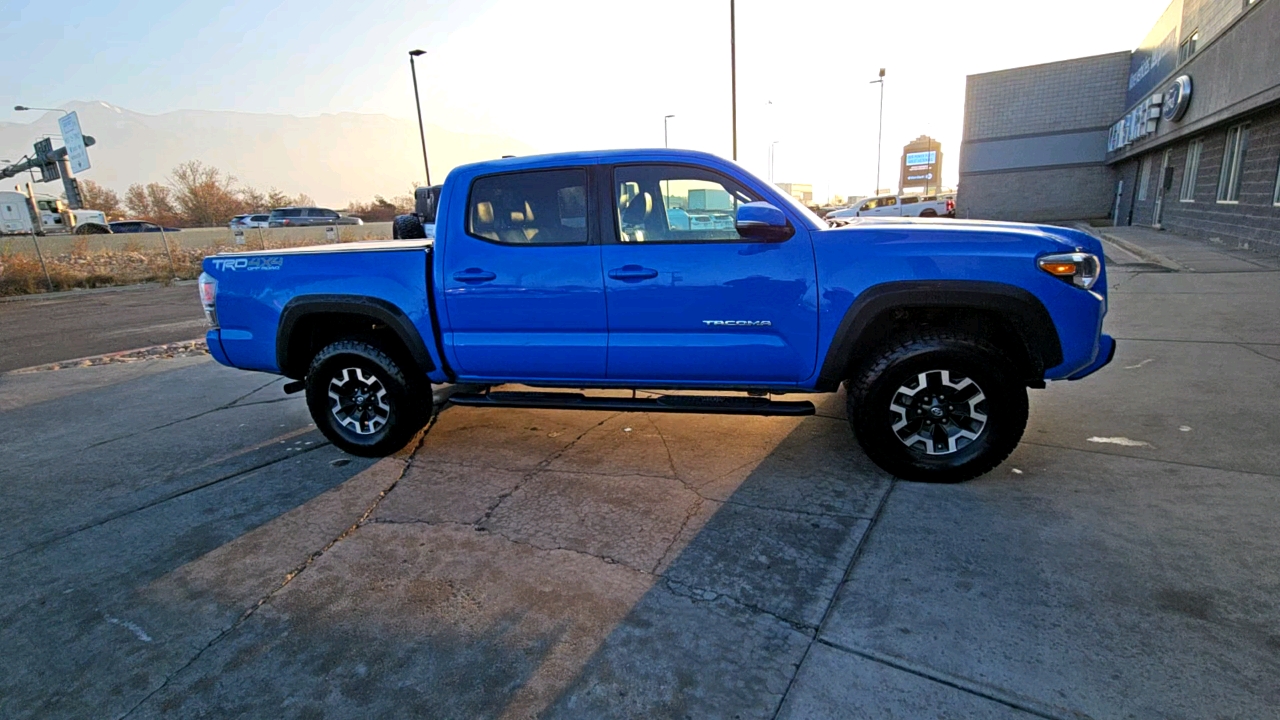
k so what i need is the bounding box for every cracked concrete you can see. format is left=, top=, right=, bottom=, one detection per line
left=5, top=237, right=1280, bottom=718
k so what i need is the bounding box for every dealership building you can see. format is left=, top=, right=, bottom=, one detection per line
left=957, top=0, right=1280, bottom=250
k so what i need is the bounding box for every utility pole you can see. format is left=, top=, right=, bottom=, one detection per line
left=664, top=114, right=675, bottom=148
left=870, top=68, right=885, bottom=194
left=730, top=0, right=738, bottom=161
left=408, top=50, right=432, bottom=186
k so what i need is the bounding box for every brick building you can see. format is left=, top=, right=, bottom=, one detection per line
left=958, top=0, right=1280, bottom=251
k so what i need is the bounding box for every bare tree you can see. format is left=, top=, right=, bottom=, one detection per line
left=124, top=183, right=182, bottom=226
left=169, top=160, right=244, bottom=227
left=78, top=180, right=123, bottom=220
left=239, top=186, right=269, bottom=213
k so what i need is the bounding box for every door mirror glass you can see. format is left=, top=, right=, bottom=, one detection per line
left=735, top=202, right=793, bottom=242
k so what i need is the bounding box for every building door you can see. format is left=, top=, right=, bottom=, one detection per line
left=1152, top=148, right=1173, bottom=229
left=1112, top=180, right=1124, bottom=226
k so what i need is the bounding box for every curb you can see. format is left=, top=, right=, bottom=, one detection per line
left=3, top=338, right=209, bottom=375
left=0, top=280, right=198, bottom=304
left=1095, top=230, right=1185, bottom=272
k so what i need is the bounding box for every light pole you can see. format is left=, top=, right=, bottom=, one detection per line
left=664, top=114, right=675, bottom=148
left=408, top=50, right=432, bottom=186
left=869, top=68, right=885, bottom=194
left=729, top=0, right=737, bottom=161
left=769, top=141, right=780, bottom=182
left=15, top=105, right=69, bottom=116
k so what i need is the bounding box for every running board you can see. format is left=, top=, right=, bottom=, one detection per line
left=447, top=391, right=815, bottom=416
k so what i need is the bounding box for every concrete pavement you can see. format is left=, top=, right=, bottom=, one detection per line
left=0, top=282, right=205, bottom=372
left=1, top=227, right=1278, bottom=718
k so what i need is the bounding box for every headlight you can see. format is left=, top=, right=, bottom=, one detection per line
left=1038, top=252, right=1100, bottom=290
left=198, top=272, right=218, bottom=327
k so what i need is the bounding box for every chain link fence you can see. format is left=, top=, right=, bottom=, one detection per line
left=1, top=222, right=393, bottom=296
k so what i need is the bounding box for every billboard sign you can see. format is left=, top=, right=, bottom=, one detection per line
left=900, top=141, right=941, bottom=192
left=1126, top=0, right=1182, bottom=108
left=58, top=111, right=90, bottom=174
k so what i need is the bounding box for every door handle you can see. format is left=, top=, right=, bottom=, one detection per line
left=608, top=265, right=659, bottom=281
left=452, top=269, right=496, bottom=283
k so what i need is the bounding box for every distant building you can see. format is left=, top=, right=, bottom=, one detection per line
left=958, top=0, right=1279, bottom=251
left=776, top=183, right=813, bottom=205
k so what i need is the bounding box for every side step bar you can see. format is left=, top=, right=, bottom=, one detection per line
left=447, top=391, right=815, bottom=417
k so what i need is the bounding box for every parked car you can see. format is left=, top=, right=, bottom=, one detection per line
left=267, top=207, right=363, bottom=228
left=108, top=220, right=181, bottom=233
left=231, top=212, right=268, bottom=226
left=827, top=193, right=954, bottom=220
left=199, top=148, right=1113, bottom=483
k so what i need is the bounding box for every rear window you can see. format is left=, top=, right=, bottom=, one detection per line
left=468, top=169, right=589, bottom=245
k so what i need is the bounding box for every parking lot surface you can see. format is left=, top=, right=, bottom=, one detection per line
left=1, top=230, right=1278, bottom=718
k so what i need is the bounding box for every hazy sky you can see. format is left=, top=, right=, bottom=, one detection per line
left=6, top=0, right=1171, bottom=201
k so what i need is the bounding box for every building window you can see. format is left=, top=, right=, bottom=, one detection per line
left=1178, top=30, right=1199, bottom=64
left=1217, top=124, right=1250, bottom=203
left=1273, top=157, right=1280, bottom=206
left=1138, top=156, right=1152, bottom=201
left=1181, top=138, right=1203, bottom=202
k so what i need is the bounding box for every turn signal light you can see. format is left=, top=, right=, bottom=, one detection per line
left=1041, top=261, right=1077, bottom=276
left=1038, top=253, right=1099, bottom=290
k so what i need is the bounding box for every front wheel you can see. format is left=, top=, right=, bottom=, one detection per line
left=847, top=333, right=1028, bottom=483
left=305, top=339, right=428, bottom=457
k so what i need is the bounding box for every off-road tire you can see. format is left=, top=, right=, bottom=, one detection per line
left=847, top=332, right=1028, bottom=483
left=392, top=214, right=426, bottom=240
left=305, top=339, right=429, bottom=457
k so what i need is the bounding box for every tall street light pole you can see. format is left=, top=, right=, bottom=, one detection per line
left=870, top=68, right=885, bottom=194
left=729, top=0, right=737, bottom=161
left=664, top=114, right=675, bottom=148
left=408, top=50, right=432, bottom=186
left=14, top=105, right=69, bottom=116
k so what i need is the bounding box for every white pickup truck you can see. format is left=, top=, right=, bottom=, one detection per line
left=826, top=193, right=954, bottom=222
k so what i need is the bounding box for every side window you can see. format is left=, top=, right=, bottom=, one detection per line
left=901, top=196, right=919, bottom=205
left=861, top=199, right=877, bottom=211
left=468, top=168, right=588, bottom=245
left=284, top=208, right=303, bottom=218
left=883, top=197, right=898, bottom=207
left=613, top=165, right=759, bottom=243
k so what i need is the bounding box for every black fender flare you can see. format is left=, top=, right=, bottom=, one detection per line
left=816, top=280, right=1063, bottom=389
left=276, top=295, right=435, bottom=378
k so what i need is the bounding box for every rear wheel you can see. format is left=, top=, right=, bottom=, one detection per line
left=919, top=209, right=938, bottom=217
left=847, top=332, right=1027, bottom=482
left=305, top=339, right=429, bottom=457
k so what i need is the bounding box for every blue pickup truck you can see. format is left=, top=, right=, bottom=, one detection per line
left=198, top=149, right=1113, bottom=482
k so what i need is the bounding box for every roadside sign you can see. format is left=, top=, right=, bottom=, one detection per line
left=325, top=225, right=337, bottom=242
left=233, top=228, right=245, bottom=245
left=33, top=138, right=59, bottom=182
left=58, top=112, right=90, bottom=174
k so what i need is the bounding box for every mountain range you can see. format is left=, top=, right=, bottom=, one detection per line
left=0, top=101, right=537, bottom=208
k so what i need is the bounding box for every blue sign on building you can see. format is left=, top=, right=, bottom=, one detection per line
left=1125, top=0, right=1182, bottom=108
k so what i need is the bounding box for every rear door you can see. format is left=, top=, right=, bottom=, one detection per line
left=599, top=163, right=818, bottom=384
left=441, top=167, right=608, bottom=381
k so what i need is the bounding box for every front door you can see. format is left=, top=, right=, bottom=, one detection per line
left=441, top=167, right=608, bottom=381
left=600, top=163, right=819, bottom=385
left=1153, top=148, right=1172, bottom=228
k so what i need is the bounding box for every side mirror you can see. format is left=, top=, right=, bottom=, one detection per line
left=735, top=202, right=793, bottom=242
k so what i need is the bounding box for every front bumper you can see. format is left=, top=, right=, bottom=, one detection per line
left=1067, top=334, right=1116, bottom=381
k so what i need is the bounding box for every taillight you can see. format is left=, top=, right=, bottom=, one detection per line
left=946, top=199, right=955, bottom=212
left=198, top=272, right=218, bottom=326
